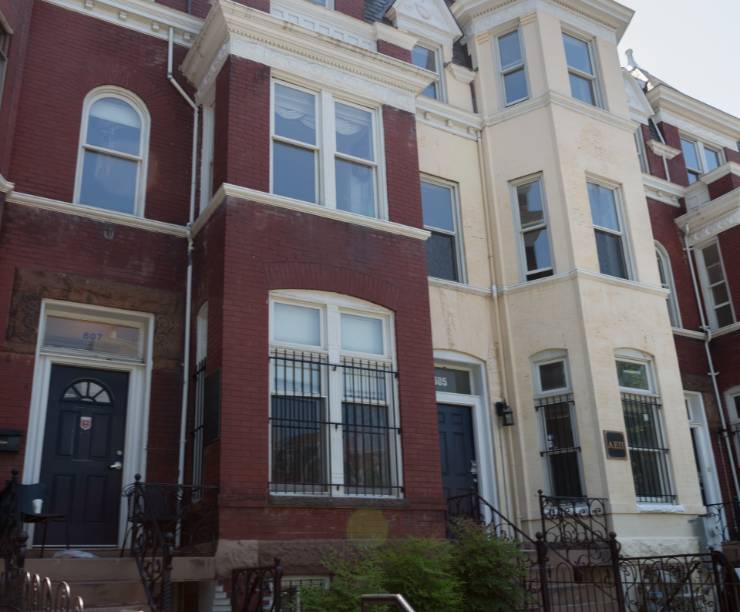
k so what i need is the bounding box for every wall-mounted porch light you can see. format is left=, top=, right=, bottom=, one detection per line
left=495, top=401, right=514, bottom=427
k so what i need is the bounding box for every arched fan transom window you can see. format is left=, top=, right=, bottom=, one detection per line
left=62, top=380, right=112, bottom=405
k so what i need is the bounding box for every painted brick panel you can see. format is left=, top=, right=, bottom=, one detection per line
left=641, top=124, right=667, bottom=180
left=334, top=0, right=364, bottom=20
left=8, top=2, right=193, bottom=225
left=647, top=198, right=702, bottom=330
left=383, top=106, right=424, bottom=228
left=213, top=197, right=444, bottom=541
left=659, top=122, right=690, bottom=187
left=377, top=41, right=412, bottom=63
left=725, top=148, right=740, bottom=165
left=707, top=173, right=740, bottom=200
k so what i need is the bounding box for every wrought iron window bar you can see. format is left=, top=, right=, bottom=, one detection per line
left=535, top=393, right=584, bottom=500
left=269, top=350, right=402, bottom=498
left=621, top=393, right=677, bottom=504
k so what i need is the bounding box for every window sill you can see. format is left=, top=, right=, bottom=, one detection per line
left=637, top=503, right=685, bottom=514
left=269, top=494, right=408, bottom=509
left=428, top=277, right=491, bottom=297
left=194, top=183, right=430, bottom=241
left=709, top=321, right=740, bottom=339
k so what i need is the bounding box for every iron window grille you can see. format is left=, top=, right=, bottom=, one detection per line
left=192, top=358, right=207, bottom=497
left=269, top=349, right=402, bottom=498
left=536, top=393, right=584, bottom=499
left=621, top=392, right=676, bottom=504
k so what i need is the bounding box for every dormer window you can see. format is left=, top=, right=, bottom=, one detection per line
left=412, top=44, right=444, bottom=101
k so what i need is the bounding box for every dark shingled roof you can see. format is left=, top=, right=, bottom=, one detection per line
left=363, top=0, right=472, bottom=68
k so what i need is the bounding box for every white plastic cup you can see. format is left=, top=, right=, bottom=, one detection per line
left=32, top=498, right=43, bottom=514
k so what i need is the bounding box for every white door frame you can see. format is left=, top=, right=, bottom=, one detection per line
left=23, top=299, right=155, bottom=547
left=685, top=391, right=722, bottom=506
left=434, top=351, right=498, bottom=510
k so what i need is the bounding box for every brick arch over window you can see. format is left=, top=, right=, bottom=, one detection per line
left=263, top=262, right=402, bottom=312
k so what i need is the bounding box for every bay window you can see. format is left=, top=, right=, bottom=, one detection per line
left=588, top=181, right=630, bottom=280
left=271, top=81, right=383, bottom=218
left=617, top=357, right=676, bottom=504
left=513, top=176, right=553, bottom=281
left=269, top=292, right=401, bottom=497
left=563, top=32, right=599, bottom=107
left=498, top=29, right=528, bottom=106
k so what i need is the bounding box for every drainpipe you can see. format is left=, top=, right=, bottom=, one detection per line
left=682, top=226, right=740, bottom=500
left=167, top=27, right=200, bottom=496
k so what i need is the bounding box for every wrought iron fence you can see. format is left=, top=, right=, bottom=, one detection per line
left=704, top=499, right=740, bottom=544
left=538, top=490, right=611, bottom=546
left=122, top=476, right=218, bottom=611
left=0, top=571, right=84, bottom=612
left=0, top=471, right=23, bottom=579
left=231, top=559, right=283, bottom=612
left=192, top=358, right=207, bottom=498
left=269, top=350, right=402, bottom=498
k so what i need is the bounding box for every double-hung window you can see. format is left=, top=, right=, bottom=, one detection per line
left=635, top=129, right=648, bottom=173
left=269, top=292, right=401, bottom=498
left=271, top=81, right=382, bottom=218
left=655, top=244, right=681, bottom=328
left=75, top=89, right=149, bottom=216
left=498, top=29, right=528, bottom=106
left=412, top=45, right=443, bottom=101
left=562, top=33, right=599, bottom=107
left=588, top=182, right=629, bottom=280
left=617, top=357, right=676, bottom=504
left=698, top=241, right=735, bottom=328
left=513, top=176, right=553, bottom=281
left=680, top=137, right=724, bottom=184
left=534, top=355, right=583, bottom=499
left=421, top=178, right=463, bottom=282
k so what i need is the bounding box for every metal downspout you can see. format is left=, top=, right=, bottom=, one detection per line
left=168, top=28, right=200, bottom=499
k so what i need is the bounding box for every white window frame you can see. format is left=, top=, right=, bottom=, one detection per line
left=727, top=387, right=740, bottom=469
left=635, top=128, right=648, bottom=174
left=655, top=242, right=682, bottom=329
left=421, top=175, right=466, bottom=284
left=73, top=86, right=150, bottom=217
left=616, top=351, right=676, bottom=505
left=511, top=174, right=555, bottom=282
left=680, top=135, right=725, bottom=183
left=199, top=101, right=215, bottom=214
left=685, top=391, right=721, bottom=508
left=268, top=290, right=401, bottom=498
left=695, top=239, right=736, bottom=330
left=587, top=178, right=632, bottom=281
left=412, top=42, right=445, bottom=102
left=306, top=0, right=334, bottom=8
left=532, top=351, right=584, bottom=498
left=562, top=29, right=603, bottom=108
left=496, top=28, right=529, bottom=107
left=269, top=79, right=387, bottom=220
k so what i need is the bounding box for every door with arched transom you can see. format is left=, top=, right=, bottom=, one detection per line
left=39, top=365, right=129, bottom=546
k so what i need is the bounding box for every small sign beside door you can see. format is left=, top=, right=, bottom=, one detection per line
left=604, top=430, right=627, bottom=459
left=80, top=416, right=93, bottom=431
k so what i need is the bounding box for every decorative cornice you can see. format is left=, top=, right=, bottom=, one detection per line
left=0, top=175, right=14, bottom=194
left=547, top=90, right=637, bottom=133
left=699, top=161, right=740, bottom=187
left=647, top=139, right=680, bottom=160
left=43, top=0, right=202, bottom=46
left=182, top=0, right=434, bottom=111
left=453, top=0, right=633, bottom=40
left=193, top=183, right=431, bottom=241
left=642, top=174, right=684, bottom=207
left=416, top=96, right=483, bottom=140
left=428, top=277, right=492, bottom=296
left=483, top=93, right=550, bottom=127
left=5, top=191, right=189, bottom=237
left=648, top=84, right=740, bottom=144
left=676, top=188, right=740, bottom=246
left=448, top=63, right=476, bottom=85
left=387, top=0, right=462, bottom=63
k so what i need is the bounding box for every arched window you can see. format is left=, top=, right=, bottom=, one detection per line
left=655, top=243, right=681, bottom=328
left=74, top=87, right=149, bottom=216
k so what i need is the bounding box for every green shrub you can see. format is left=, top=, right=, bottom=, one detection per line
left=450, top=519, right=529, bottom=612
left=300, top=521, right=528, bottom=612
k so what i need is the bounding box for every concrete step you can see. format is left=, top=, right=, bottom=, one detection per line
left=22, top=556, right=215, bottom=582
left=63, top=580, right=148, bottom=607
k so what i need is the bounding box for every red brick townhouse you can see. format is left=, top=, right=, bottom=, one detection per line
left=0, top=0, right=452, bottom=606
left=627, top=59, right=740, bottom=545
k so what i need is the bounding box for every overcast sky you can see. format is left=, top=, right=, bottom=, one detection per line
left=617, top=0, right=740, bottom=118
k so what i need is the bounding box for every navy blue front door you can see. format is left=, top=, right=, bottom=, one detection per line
left=438, top=404, right=477, bottom=502
left=39, top=365, right=129, bottom=546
